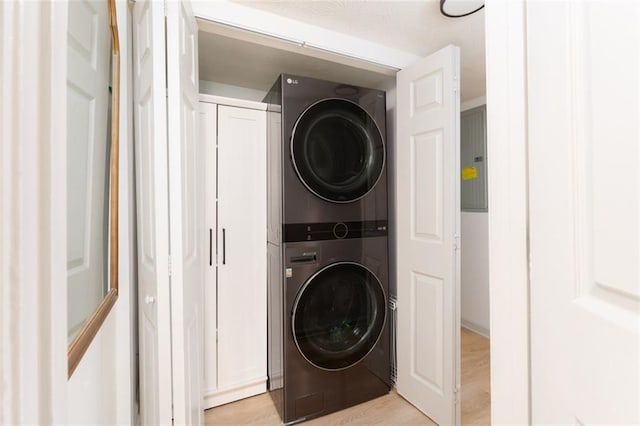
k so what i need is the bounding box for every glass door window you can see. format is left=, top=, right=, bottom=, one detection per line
left=292, top=262, right=386, bottom=370
left=291, top=99, right=385, bottom=203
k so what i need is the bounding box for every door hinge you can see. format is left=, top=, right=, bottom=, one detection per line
left=168, top=256, right=172, bottom=276
left=454, top=234, right=461, bottom=251
left=453, top=76, right=459, bottom=92
left=453, top=385, right=461, bottom=404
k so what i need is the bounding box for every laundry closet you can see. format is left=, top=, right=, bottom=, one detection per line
left=197, top=23, right=398, bottom=417
left=132, top=2, right=464, bottom=424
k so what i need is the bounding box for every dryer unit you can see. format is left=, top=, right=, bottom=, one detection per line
left=264, top=74, right=388, bottom=233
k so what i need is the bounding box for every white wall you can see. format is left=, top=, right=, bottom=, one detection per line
left=460, top=96, right=489, bottom=337
left=199, top=79, right=266, bottom=102
left=461, top=211, right=489, bottom=336
left=0, top=1, right=68, bottom=422
left=67, top=1, right=137, bottom=424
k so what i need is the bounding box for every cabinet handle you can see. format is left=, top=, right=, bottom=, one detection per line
left=209, top=228, right=212, bottom=266
left=222, top=228, right=226, bottom=265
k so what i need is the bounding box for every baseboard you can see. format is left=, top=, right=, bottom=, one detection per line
left=461, top=319, right=490, bottom=339
left=203, top=377, right=267, bottom=409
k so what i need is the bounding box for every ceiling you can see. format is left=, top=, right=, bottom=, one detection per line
left=198, top=31, right=397, bottom=94
left=199, top=0, right=485, bottom=101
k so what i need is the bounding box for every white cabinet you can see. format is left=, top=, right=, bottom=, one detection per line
left=201, top=95, right=267, bottom=409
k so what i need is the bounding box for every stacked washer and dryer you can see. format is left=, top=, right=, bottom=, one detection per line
left=264, top=74, right=391, bottom=424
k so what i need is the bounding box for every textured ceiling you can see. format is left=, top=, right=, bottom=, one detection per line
left=199, top=1, right=485, bottom=101
left=230, top=0, right=486, bottom=101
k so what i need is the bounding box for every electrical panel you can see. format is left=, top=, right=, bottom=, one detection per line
left=460, top=105, right=487, bottom=211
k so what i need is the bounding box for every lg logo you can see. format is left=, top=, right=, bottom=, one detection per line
left=286, top=78, right=299, bottom=85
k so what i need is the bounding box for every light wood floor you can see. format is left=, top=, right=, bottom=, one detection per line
left=205, top=328, right=490, bottom=425
left=460, top=328, right=491, bottom=425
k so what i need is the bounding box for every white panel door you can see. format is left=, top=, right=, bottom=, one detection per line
left=217, top=105, right=267, bottom=393
left=166, top=1, right=203, bottom=424
left=66, top=0, right=111, bottom=339
left=396, top=45, right=461, bottom=426
left=527, top=2, right=640, bottom=423
left=132, top=0, right=172, bottom=424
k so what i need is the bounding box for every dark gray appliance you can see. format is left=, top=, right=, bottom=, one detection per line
left=272, top=237, right=391, bottom=424
left=264, top=74, right=388, bottom=229
left=264, top=74, right=391, bottom=424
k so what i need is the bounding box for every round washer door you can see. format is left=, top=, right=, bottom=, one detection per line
left=291, top=99, right=385, bottom=203
left=292, top=262, right=386, bottom=370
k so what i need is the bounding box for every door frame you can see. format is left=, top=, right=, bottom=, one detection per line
left=194, top=1, right=532, bottom=424
left=3, top=0, right=532, bottom=422
left=485, top=1, right=530, bottom=423
left=0, top=0, right=68, bottom=423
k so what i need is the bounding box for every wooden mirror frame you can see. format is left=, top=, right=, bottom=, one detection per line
left=68, top=0, right=120, bottom=377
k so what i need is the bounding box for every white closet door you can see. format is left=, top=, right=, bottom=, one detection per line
left=132, top=0, right=172, bottom=424
left=528, top=2, right=640, bottom=423
left=217, top=105, right=267, bottom=396
left=133, top=0, right=203, bottom=423
left=396, top=45, right=461, bottom=426
left=166, top=0, right=203, bottom=424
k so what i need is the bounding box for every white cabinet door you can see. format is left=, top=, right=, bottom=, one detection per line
left=207, top=104, right=267, bottom=407
left=396, top=45, right=461, bottom=426
left=217, top=104, right=267, bottom=391
left=527, top=2, right=640, bottom=423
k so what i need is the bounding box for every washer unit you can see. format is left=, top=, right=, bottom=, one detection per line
left=281, top=236, right=390, bottom=424
left=264, top=75, right=391, bottom=424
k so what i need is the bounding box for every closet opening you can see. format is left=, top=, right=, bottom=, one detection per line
left=196, top=15, right=490, bottom=425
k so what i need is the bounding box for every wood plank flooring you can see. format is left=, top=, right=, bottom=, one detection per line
left=460, top=328, right=491, bottom=425
left=204, top=328, right=490, bottom=425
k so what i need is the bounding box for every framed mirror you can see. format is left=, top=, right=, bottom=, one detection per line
left=66, top=0, right=120, bottom=377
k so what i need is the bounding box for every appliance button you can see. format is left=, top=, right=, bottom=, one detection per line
left=333, top=222, right=348, bottom=239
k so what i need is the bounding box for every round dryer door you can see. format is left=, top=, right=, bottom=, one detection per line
left=292, top=262, right=386, bottom=371
left=291, top=99, right=385, bottom=203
